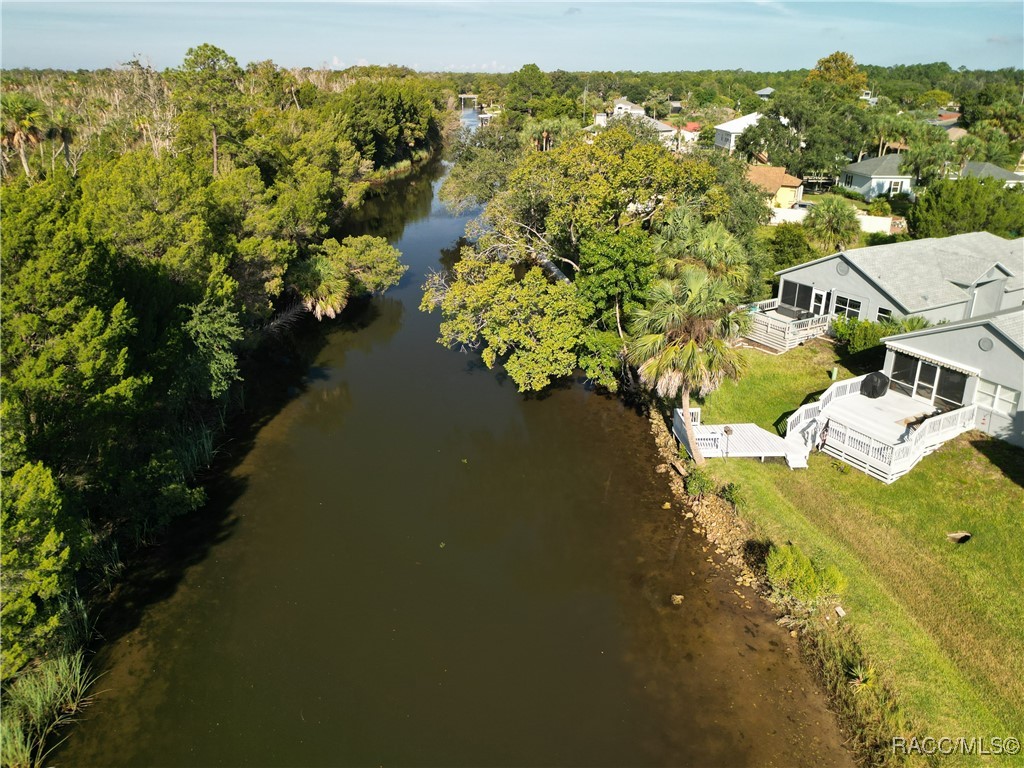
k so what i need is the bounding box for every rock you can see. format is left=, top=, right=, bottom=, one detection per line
left=655, top=464, right=669, bottom=474
left=946, top=531, right=972, bottom=544
left=670, top=594, right=684, bottom=605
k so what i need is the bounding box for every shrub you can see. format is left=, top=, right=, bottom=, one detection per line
left=684, top=467, right=715, bottom=499
left=833, top=186, right=866, bottom=203
left=766, top=543, right=847, bottom=606
left=831, top=315, right=929, bottom=354
left=720, top=482, right=746, bottom=510
left=866, top=199, right=891, bottom=216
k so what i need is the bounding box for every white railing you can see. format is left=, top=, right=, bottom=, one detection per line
left=786, top=375, right=869, bottom=442
left=746, top=305, right=835, bottom=351
left=889, top=405, right=978, bottom=468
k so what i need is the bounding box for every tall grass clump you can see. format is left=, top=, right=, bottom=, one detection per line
left=0, top=651, right=97, bottom=768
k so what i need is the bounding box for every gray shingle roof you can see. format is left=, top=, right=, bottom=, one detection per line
left=842, top=232, right=1023, bottom=312
left=883, top=305, right=1024, bottom=354
left=961, top=161, right=1024, bottom=182
left=844, top=154, right=913, bottom=178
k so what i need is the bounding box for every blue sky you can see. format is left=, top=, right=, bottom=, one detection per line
left=2, top=1, right=1022, bottom=73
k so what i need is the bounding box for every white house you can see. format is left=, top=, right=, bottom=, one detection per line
left=746, top=232, right=1024, bottom=351
left=714, top=112, right=762, bottom=153
left=839, top=155, right=914, bottom=200
left=611, top=97, right=646, bottom=118
left=591, top=110, right=682, bottom=151
left=755, top=87, right=775, bottom=100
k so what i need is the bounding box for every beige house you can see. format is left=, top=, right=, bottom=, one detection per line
left=746, top=165, right=804, bottom=208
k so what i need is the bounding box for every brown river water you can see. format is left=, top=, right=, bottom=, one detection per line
left=57, top=129, right=853, bottom=767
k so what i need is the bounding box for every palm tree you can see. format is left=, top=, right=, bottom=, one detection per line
left=1, top=93, right=49, bottom=179
left=803, top=196, right=860, bottom=253
left=654, top=210, right=751, bottom=290
left=47, top=107, right=78, bottom=171
left=287, top=254, right=351, bottom=320
left=627, top=267, right=748, bottom=465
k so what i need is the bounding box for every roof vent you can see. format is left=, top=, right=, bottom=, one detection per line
left=979, top=337, right=994, bottom=352
left=836, top=262, right=850, bottom=276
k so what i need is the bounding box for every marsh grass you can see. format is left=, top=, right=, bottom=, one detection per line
left=0, top=651, right=98, bottom=768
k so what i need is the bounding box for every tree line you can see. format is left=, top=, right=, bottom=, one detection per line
left=0, top=44, right=445, bottom=693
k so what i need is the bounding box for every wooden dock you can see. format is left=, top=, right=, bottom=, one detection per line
left=672, top=411, right=807, bottom=468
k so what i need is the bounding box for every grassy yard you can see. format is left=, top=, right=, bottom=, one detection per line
left=803, top=191, right=869, bottom=211
left=695, top=340, right=1024, bottom=746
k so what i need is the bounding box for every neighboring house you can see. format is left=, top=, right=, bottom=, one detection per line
left=590, top=111, right=679, bottom=151
left=714, top=112, right=762, bottom=153
left=745, top=231, right=1024, bottom=351
left=755, top=87, right=775, bottom=100
left=839, top=154, right=914, bottom=200
left=946, top=126, right=968, bottom=142
left=859, top=89, right=879, bottom=106
left=956, top=161, right=1024, bottom=188
left=611, top=97, right=646, bottom=118
left=669, top=100, right=683, bottom=114
left=746, top=165, right=804, bottom=208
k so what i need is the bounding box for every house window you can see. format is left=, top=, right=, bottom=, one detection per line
left=876, top=307, right=893, bottom=322
left=934, top=369, right=967, bottom=412
left=889, top=353, right=968, bottom=411
left=976, top=380, right=1020, bottom=415
left=834, top=295, right=862, bottom=318
left=890, top=180, right=903, bottom=194
left=780, top=281, right=814, bottom=311
left=844, top=174, right=853, bottom=187
left=889, top=352, right=917, bottom=397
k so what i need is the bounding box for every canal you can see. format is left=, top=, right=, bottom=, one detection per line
left=58, top=120, right=852, bottom=767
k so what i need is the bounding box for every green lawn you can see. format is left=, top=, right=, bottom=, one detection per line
left=696, top=341, right=1024, bottom=748
left=804, top=191, right=869, bottom=211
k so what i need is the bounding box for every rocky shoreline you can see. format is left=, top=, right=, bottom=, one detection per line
left=648, top=409, right=763, bottom=593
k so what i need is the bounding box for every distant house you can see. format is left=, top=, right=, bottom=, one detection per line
left=956, top=161, right=1024, bottom=188
left=714, top=112, right=762, bottom=153
left=590, top=110, right=680, bottom=151
left=839, top=155, right=914, bottom=200
left=669, top=100, right=683, bottom=114
left=745, top=231, right=1024, bottom=352
left=755, top=87, right=775, bottom=100
left=746, top=165, right=804, bottom=208
left=611, top=97, right=646, bottom=118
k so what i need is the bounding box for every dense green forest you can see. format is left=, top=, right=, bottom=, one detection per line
left=1, top=48, right=447, bottom=762
left=2, top=46, right=1022, bottom=765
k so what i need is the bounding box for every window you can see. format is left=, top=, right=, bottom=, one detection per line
left=844, top=174, right=853, bottom=186
left=935, top=369, right=967, bottom=412
left=890, top=180, right=903, bottom=194
left=834, top=295, right=862, bottom=319
left=876, top=307, right=893, bottom=322
left=889, top=352, right=917, bottom=397
left=976, top=380, right=1020, bottom=415
left=780, top=281, right=813, bottom=311
left=890, top=353, right=969, bottom=410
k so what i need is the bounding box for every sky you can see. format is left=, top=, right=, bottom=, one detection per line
left=2, top=1, right=1022, bottom=74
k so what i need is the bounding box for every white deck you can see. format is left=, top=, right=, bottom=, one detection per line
left=674, top=418, right=804, bottom=466
left=822, top=390, right=933, bottom=444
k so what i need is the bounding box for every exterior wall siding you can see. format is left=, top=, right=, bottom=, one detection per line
left=882, top=324, right=1024, bottom=447
left=778, top=257, right=918, bottom=320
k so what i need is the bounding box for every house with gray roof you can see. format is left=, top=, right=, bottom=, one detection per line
left=956, top=161, right=1024, bottom=188
left=745, top=231, right=1024, bottom=351
left=775, top=305, right=1023, bottom=482
left=755, top=87, right=775, bottom=100
left=839, top=154, right=914, bottom=200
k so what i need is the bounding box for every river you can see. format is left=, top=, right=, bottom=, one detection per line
left=58, top=117, right=852, bottom=767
